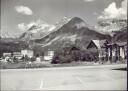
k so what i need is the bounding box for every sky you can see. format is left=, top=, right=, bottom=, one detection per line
left=1, top=0, right=127, bottom=38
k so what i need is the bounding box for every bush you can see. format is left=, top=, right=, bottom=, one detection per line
left=13, top=57, right=18, bottom=63
left=51, top=56, right=59, bottom=64
left=30, top=57, right=36, bottom=62
left=51, top=48, right=100, bottom=64
left=59, top=55, right=73, bottom=63
left=22, top=55, right=30, bottom=62
left=71, top=50, right=81, bottom=62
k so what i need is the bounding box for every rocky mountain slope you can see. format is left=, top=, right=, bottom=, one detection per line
left=32, top=17, right=111, bottom=51
left=19, top=17, right=71, bottom=41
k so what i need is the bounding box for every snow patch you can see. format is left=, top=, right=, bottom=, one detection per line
left=75, top=22, right=86, bottom=29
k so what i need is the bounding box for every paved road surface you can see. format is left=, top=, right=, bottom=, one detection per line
left=0, top=64, right=127, bottom=90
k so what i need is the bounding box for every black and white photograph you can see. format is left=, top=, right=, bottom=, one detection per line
left=0, top=0, right=127, bottom=90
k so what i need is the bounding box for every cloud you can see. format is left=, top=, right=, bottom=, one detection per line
left=17, top=19, right=49, bottom=31
left=18, top=22, right=37, bottom=31
left=83, top=0, right=95, bottom=2
left=93, top=12, right=98, bottom=16
left=15, top=6, right=33, bottom=15
left=18, top=23, right=27, bottom=31
left=98, top=0, right=127, bottom=20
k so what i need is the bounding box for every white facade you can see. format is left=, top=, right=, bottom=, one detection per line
left=120, top=47, right=125, bottom=59
left=35, top=57, right=41, bottom=63
left=112, top=48, right=116, bottom=56
left=21, top=50, right=34, bottom=58
left=3, top=53, right=11, bottom=57
left=44, top=51, right=54, bottom=61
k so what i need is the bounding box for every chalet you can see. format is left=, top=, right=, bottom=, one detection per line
left=87, top=39, right=127, bottom=63
left=86, top=40, right=108, bottom=61
left=106, top=42, right=127, bottom=62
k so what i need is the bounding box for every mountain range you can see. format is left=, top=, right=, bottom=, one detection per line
left=25, top=17, right=111, bottom=51
left=0, top=17, right=127, bottom=52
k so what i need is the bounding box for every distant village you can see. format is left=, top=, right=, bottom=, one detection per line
left=0, top=39, right=127, bottom=66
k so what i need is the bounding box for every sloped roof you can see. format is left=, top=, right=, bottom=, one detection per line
left=116, top=42, right=127, bottom=46
left=106, top=42, right=127, bottom=46
left=92, top=40, right=107, bottom=49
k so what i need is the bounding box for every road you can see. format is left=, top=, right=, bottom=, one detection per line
left=0, top=64, right=127, bottom=90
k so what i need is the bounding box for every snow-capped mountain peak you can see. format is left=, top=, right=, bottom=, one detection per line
left=26, top=20, right=55, bottom=34
left=55, top=16, right=71, bottom=26
left=20, top=19, right=56, bottom=40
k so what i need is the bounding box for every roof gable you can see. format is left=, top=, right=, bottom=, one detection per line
left=87, top=39, right=107, bottom=49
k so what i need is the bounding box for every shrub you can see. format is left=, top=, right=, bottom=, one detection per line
left=30, top=57, right=36, bottom=62
left=51, top=47, right=100, bottom=64
left=51, top=56, right=59, bottom=64
left=59, top=55, right=73, bottom=63
left=13, top=57, right=18, bottom=63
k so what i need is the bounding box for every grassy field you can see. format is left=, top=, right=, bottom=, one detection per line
left=0, top=61, right=49, bottom=69
left=0, top=60, right=126, bottom=69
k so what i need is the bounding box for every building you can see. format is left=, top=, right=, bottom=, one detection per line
left=3, top=53, right=12, bottom=57
left=87, top=39, right=127, bottom=63
left=44, top=50, right=54, bottom=61
left=13, top=52, right=22, bottom=59
left=106, top=42, right=127, bottom=62
left=86, top=40, right=108, bottom=61
left=117, top=42, right=127, bottom=59
left=21, top=49, right=34, bottom=58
